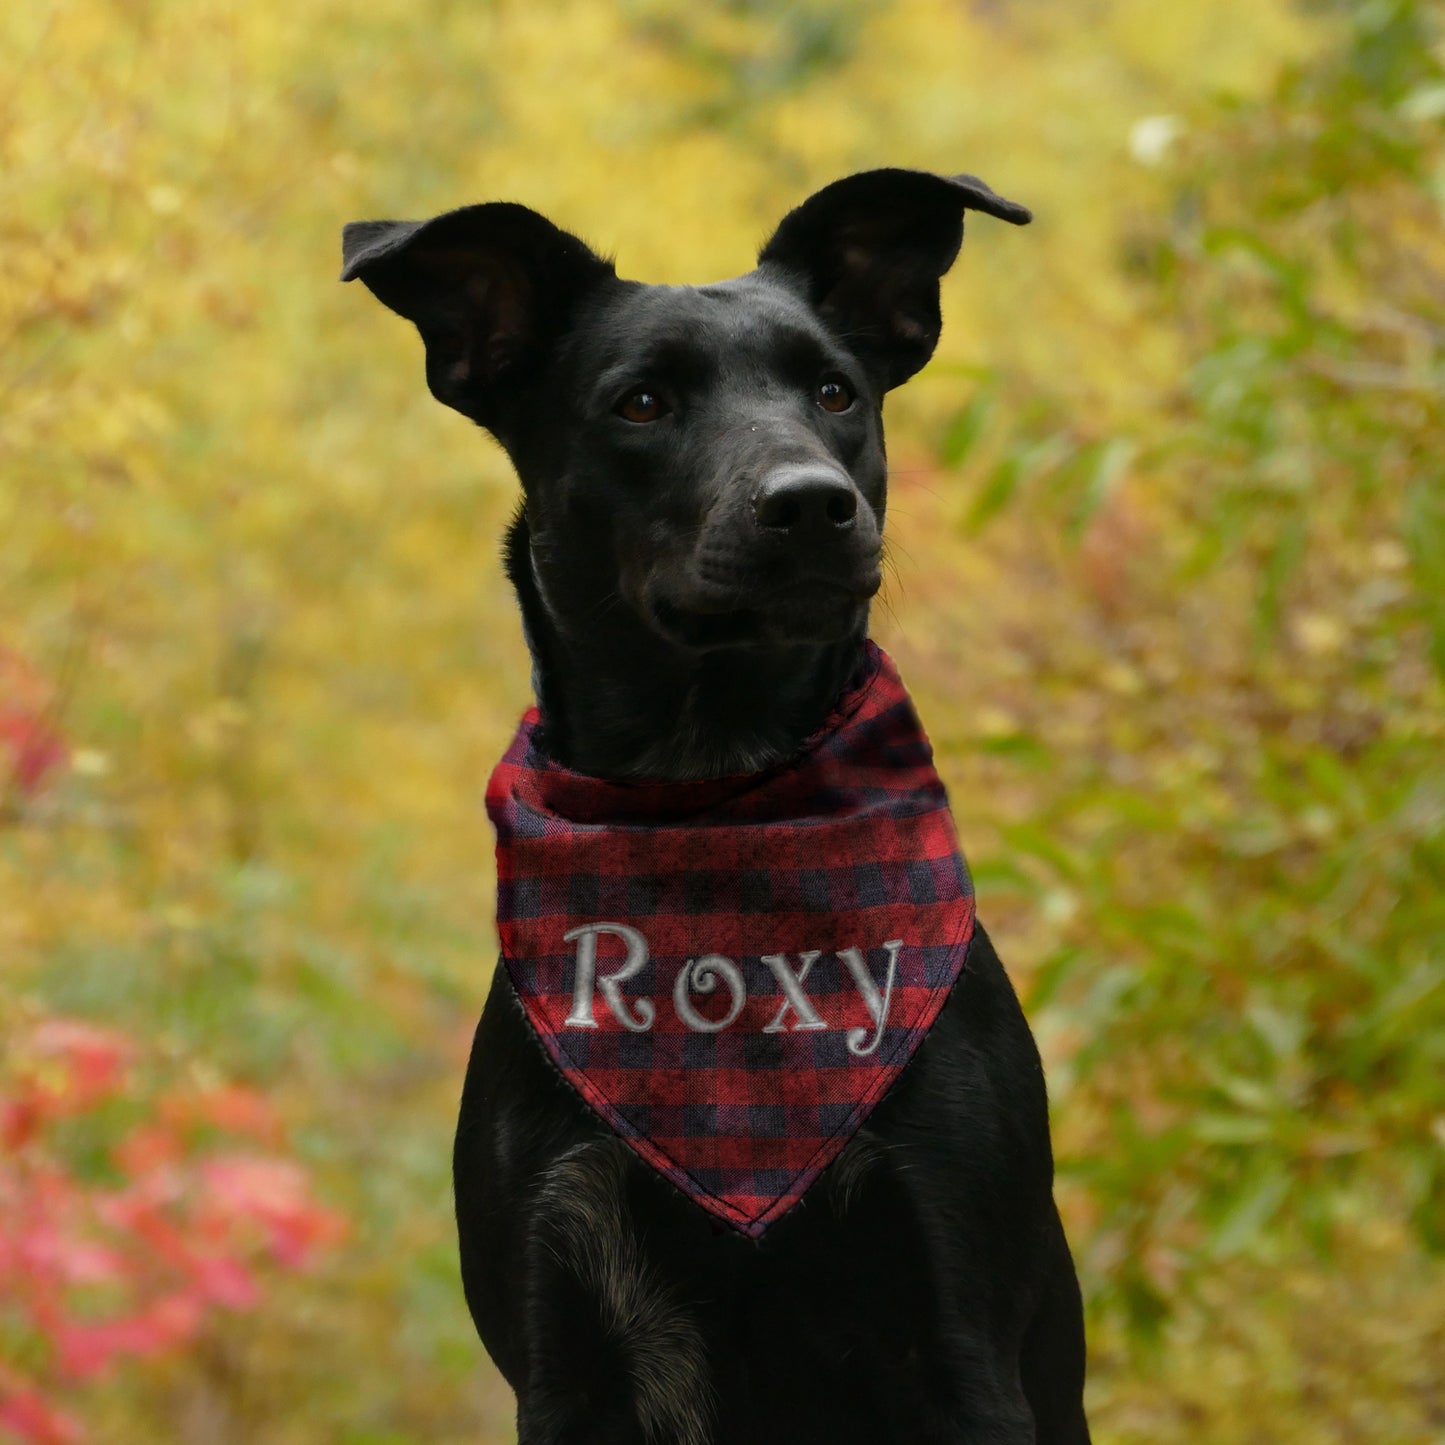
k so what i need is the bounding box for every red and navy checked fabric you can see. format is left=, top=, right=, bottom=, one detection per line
left=485, top=642, right=975, bottom=1237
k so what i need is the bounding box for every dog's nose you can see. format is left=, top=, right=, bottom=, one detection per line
left=752, top=467, right=859, bottom=535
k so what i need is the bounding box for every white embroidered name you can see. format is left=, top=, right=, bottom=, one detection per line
left=561, top=922, right=903, bottom=1056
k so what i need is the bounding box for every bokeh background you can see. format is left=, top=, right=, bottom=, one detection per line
left=4, top=0, right=1445, bottom=1440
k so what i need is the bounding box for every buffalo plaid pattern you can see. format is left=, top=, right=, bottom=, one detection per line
left=486, top=642, right=975, bottom=1237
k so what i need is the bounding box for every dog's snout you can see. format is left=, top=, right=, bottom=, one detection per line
left=752, top=467, right=860, bottom=535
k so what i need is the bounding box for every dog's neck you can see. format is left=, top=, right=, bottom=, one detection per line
left=504, top=513, right=866, bottom=782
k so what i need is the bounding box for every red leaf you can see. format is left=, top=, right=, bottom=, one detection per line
left=191, top=1086, right=282, bottom=1144
left=0, top=646, right=68, bottom=799
left=0, top=713, right=68, bottom=797
left=192, top=1253, right=260, bottom=1310
left=199, top=1155, right=347, bottom=1267
left=1, top=1095, right=41, bottom=1150
left=56, top=1292, right=205, bottom=1380
left=30, top=1022, right=133, bottom=1112
left=0, top=1386, right=83, bottom=1445
left=113, top=1123, right=183, bottom=1177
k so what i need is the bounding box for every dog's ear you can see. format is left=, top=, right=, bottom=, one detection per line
left=758, top=168, right=1030, bottom=391
left=341, top=203, right=615, bottom=430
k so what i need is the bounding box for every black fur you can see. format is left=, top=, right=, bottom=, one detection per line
left=344, top=167, right=1089, bottom=1444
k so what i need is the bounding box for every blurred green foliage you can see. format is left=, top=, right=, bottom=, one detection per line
left=3, top=0, right=1442, bottom=1440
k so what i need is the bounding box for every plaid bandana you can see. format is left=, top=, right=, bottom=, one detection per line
left=485, top=642, right=975, bottom=1237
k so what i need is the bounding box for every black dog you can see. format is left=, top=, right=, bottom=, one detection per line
left=343, top=168, right=1089, bottom=1445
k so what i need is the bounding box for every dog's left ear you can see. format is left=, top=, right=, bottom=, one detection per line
left=341, top=203, right=615, bottom=435
left=758, top=168, right=1031, bottom=391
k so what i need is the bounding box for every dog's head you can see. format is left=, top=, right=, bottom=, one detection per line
left=342, top=169, right=1029, bottom=656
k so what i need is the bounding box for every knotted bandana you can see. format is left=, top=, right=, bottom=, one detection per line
left=485, top=642, right=975, bottom=1237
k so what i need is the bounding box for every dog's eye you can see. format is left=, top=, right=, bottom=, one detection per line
left=616, top=390, right=670, bottom=424
left=817, top=376, right=855, bottom=414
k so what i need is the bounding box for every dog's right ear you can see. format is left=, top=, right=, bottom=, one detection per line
left=341, top=203, right=615, bottom=432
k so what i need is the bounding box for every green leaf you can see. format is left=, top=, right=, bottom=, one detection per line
left=1209, top=1168, right=1291, bottom=1256
left=964, top=452, right=1022, bottom=531
left=1067, top=437, right=1136, bottom=540
left=939, top=387, right=996, bottom=467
